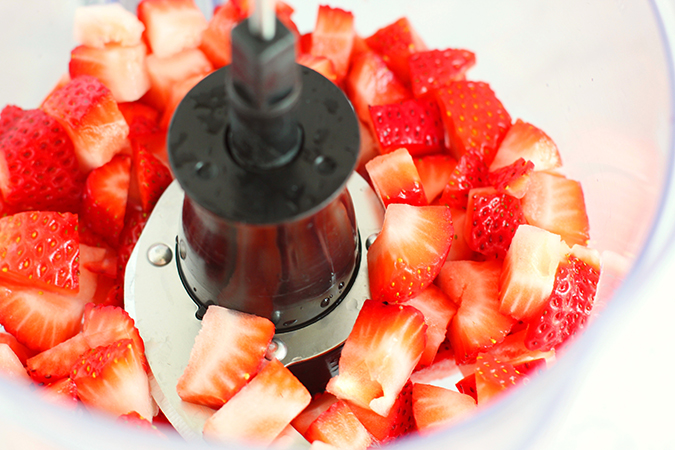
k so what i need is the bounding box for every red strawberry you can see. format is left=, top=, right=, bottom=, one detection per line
left=102, top=283, right=124, bottom=308
left=203, top=359, right=311, bottom=446
left=369, top=98, right=444, bottom=156
left=435, top=81, right=511, bottom=165
left=481, top=329, right=554, bottom=368
left=133, top=143, right=172, bottom=212
left=297, top=54, right=338, bottom=84
left=414, top=154, right=458, bottom=203
left=137, top=0, right=208, bottom=58
left=310, top=5, right=354, bottom=82
left=489, top=119, right=562, bottom=172
left=118, top=412, right=166, bottom=438
left=365, top=148, right=427, bottom=208
left=513, top=358, right=547, bottom=377
left=80, top=154, right=131, bottom=248
left=41, top=377, right=79, bottom=410
left=367, top=204, right=453, bottom=303
left=326, top=300, right=427, bottom=417
left=304, top=401, right=372, bottom=450
left=117, top=101, right=160, bottom=140
left=411, top=338, right=458, bottom=384
left=73, top=3, right=145, bottom=48
left=0, top=211, right=79, bottom=293
left=199, top=1, right=243, bottom=69
left=475, top=353, right=523, bottom=391
left=292, top=392, right=339, bottom=436
left=0, top=106, right=85, bottom=213
left=488, top=157, right=534, bottom=199
left=0, top=343, right=31, bottom=384
left=444, top=208, right=477, bottom=261
left=356, top=119, right=380, bottom=179
left=26, top=333, right=90, bottom=384
left=41, top=75, right=129, bottom=172
left=409, top=49, right=476, bottom=98
left=81, top=303, right=146, bottom=366
left=365, top=18, right=427, bottom=85
left=299, top=32, right=313, bottom=54
left=437, top=151, right=489, bottom=209
left=116, top=205, right=149, bottom=283
left=71, top=339, right=153, bottom=419
left=176, top=305, right=275, bottom=409
left=464, top=187, right=526, bottom=260
left=455, top=373, right=477, bottom=402
left=0, top=332, right=36, bottom=365
left=411, top=383, right=476, bottom=435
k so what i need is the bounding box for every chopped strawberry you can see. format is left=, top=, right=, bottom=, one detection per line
left=0, top=343, right=31, bottom=384
left=137, top=0, right=208, bottom=59
left=356, top=120, right=380, bottom=180
left=0, top=332, right=36, bottom=365
left=411, top=383, right=476, bottom=435
left=177, top=305, right=275, bottom=409
left=513, top=358, right=547, bottom=377
left=102, top=283, right=124, bottom=308
left=435, top=81, right=511, bottom=165
left=521, top=171, right=590, bottom=247
left=0, top=106, right=85, bottom=213
left=42, top=75, right=129, bottom=172
left=304, top=401, right=372, bottom=450
left=80, top=154, right=131, bottom=248
left=345, top=51, right=411, bottom=126
left=481, top=329, right=555, bottom=368
left=41, top=377, right=79, bottom=410
left=326, top=300, right=426, bottom=416
left=444, top=208, right=477, bottom=261
left=437, top=152, right=489, bottom=209
left=118, top=102, right=160, bottom=139
left=455, top=373, right=477, bottom=402
left=464, top=187, right=526, bottom=260
left=71, top=339, right=153, bottom=419
left=73, top=3, right=145, bottom=48
left=297, top=54, right=338, bottom=84
left=475, top=353, right=523, bottom=391
left=26, top=333, right=90, bottom=384
left=365, top=18, right=427, bottom=85
left=499, top=224, right=569, bottom=321
left=488, top=157, right=534, bottom=199
left=414, top=154, right=458, bottom=203
left=81, top=303, right=146, bottom=365
left=489, top=119, right=562, bottom=172
left=116, top=205, right=149, bottom=283
left=299, top=32, right=312, bottom=54
left=440, top=260, right=516, bottom=364
left=83, top=247, right=117, bottom=279
left=411, top=338, right=458, bottom=383
left=133, top=143, right=172, bottom=212
left=367, top=204, right=453, bottom=303
left=203, top=359, right=311, bottom=446
left=199, top=1, right=242, bottom=69
left=118, top=412, right=166, bottom=438
left=310, top=6, right=355, bottom=82
left=365, top=148, right=427, bottom=208
left=292, top=392, right=339, bottom=436
left=409, top=49, right=476, bottom=98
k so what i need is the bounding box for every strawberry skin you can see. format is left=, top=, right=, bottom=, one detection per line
left=488, top=157, right=534, bottom=199
left=368, top=204, right=453, bottom=303
left=199, top=1, right=243, bottom=69
left=304, top=401, right=372, bottom=450
left=409, top=49, right=476, bottom=98
left=365, top=148, right=428, bottom=208
left=438, top=151, right=489, bottom=209
left=133, top=142, right=172, bottom=212
left=489, top=119, right=562, bottom=172
left=116, top=205, right=149, bottom=284
left=412, top=383, right=476, bottom=435
left=414, top=154, right=458, bottom=203
left=297, top=54, right=338, bottom=84
left=137, top=0, right=208, bottom=59
left=310, top=5, right=355, bottom=82
left=26, top=333, right=90, bottom=384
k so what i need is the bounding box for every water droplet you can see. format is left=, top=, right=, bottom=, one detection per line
left=195, top=161, right=217, bottom=179
left=321, top=298, right=330, bottom=307
left=338, top=282, right=345, bottom=289
left=314, top=155, right=337, bottom=175
left=324, top=98, right=338, bottom=114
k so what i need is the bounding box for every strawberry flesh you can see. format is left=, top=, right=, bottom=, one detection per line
left=365, top=148, right=428, bottom=208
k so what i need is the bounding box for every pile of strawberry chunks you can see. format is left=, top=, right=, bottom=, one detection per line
left=0, top=0, right=602, bottom=448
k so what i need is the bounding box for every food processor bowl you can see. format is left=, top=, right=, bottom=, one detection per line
left=0, top=0, right=673, bottom=449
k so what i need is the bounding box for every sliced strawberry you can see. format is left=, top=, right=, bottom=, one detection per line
left=409, top=49, right=476, bottom=98
left=26, top=333, right=90, bottom=384
left=499, top=224, right=569, bottom=321
left=455, top=373, right=477, bottom=402
left=116, top=205, right=149, bottom=283
left=42, top=75, right=129, bottom=172
left=437, top=152, right=489, bottom=209
left=365, top=148, right=427, bottom=208
left=71, top=338, right=153, bottom=419
left=137, top=0, right=208, bottom=58
left=41, top=377, right=79, bottom=410
left=475, top=353, right=523, bottom=391
left=414, top=154, right=458, bottom=203
left=356, top=119, right=381, bottom=180
left=488, top=157, right=534, bottom=199
left=0, top=332, right=36, bottom=366
left=444, top=208, right=477, bottom=261
left=304, top=401, right=372, bottom=450
left=365, top=18, right=427, bottom=85
left=83, top=247, right=117, bottom=279
left=118, top=412, right=166, bottom=438
left=299, top=32, right=312, bottom=54
left=412, top=383, right=476, bottom=435
left=292, top=392, right=338, bottom=436
left=0, top=343, right=31, bottom=384
left=0, top=106, right=85, bottom=212
left=489, top=119, right=562, bottom=172
left=118, top=101, right=160, bottom=141
left=464, top=187, right=526, bottom=260
left=69, top=43, right=150, bottom=103
left=521, top=171, right=590, bottom=247
left=367, top=204, right=453, bottom=303
left=73, top=3, right=145, bottom=48
left=297, top=54, right=338, bottom=84
left=102, top=283, right=124, bottom=308
left=411, top=338, right=458, bottom=383
left=81, top=303, right=146, bottom=365
left=440, top=260, right=516, bottom=364
left=199, top=1, right=242, bottom=69
left=177, top=305, right=275, bottom=409
left=203, top=359, right=311, bottom=446
left=133, top=143, right=172, bottom=212
left=80, top=154, right=131, bottom=248
left=310, top=6, right=354, bottom=82
left=159, top=73, right=207, bottom=129
left=513, top=358, right=547, bottom=377
left=481, top=329, right=554, bottom=368
left=326, top=300, right=426, bottom=416
left=435, top=81, right=511, bottom=165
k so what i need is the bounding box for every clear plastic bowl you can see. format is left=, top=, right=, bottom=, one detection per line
left=0, top=0, right=673, bottom=449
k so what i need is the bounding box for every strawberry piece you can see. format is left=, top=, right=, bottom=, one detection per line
left=118, top=102, right=160, bottom=139
left=481, top=329, right=554, bottom=368
left=499, top=224, right=569, bottom=321
left=177, top=305, right=275, bottom=409
left=310, top=6, right=355, bottom=82
left=409, top=49, right=476, bottom=98
left=488, top=157, right=534, bottom=199
left=26, top=333, right=90, bottom=384
left=299, top=32, right=312, bottom=54
left=292, top=392, right=338, bottom=436
left=435, top=81, right=511, bottom=165
left=137, top=0, right=208, bottom=58
left=133, top=143, right=172, bottom=212
left=411, top=383, right=476, bottom=435
left=118, top=412, right=166, bottom=438
left=0, top=211, right=79, bottom=293
left=199, top=1, right=243, bottom=69
left=297, top=54, right=338, bottom=84
left=203, top=359, right=311, bottom=446
left=80, top=154, right=131, bottom=248
left=0, top=343, right=31, bottom=384
left=440, top=260, right=516, bottom=364
left=42, top=75, right=129, bottom=172
left=411, top=338, right=458, bottom=383
left=369, top=98, right=444, bottom=156
left=69, top=43, right=151, bottom=103
left=41, top=377, right=79, bottom=410
left=326, top=300, right=426, bottom=416
left=356, top=119, right=379, bottom=180
left=345, top=51, right=411, bottom=126
left=73, top=3, right=145, bottom=48
left=0, top=106, right=85, bottom=212
left=455, top=373, right=477, bottom=402
left=525, top=252, right=600, bottom=351
left=0, top=332, right=36, bottom=365
left=464, top=187, right=526, bottom=260
left=71, top=339, right=153, bottom=419
left=521, top=171, right=590, bottom=247
left=101, top=283, right=124, bottom=308
left=513, top=358, right=547, bottom=377
left=116, top=205, right=149, bottom=283
left=304, top=401, right=372, bottom=450
left=81, top=303, right=146, bottom=365
left=405, top=285, right=457, bottom=369
left=438, top=152, right=489, bottom=209
left=475, top=353, right=523, bottom=391
left=365, top=18, right=427, bottom=85
left=414, top=154, right=458, bottom=203
left=367, top=204, right=453, bottom=303
left=365, top=148, right=427, bottom=208
left=444, top=208, right=477, bottom=261
left=489, top=119, right=562, bottom=172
